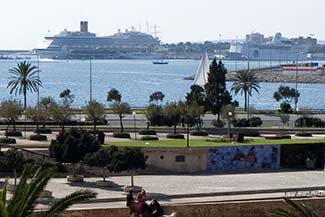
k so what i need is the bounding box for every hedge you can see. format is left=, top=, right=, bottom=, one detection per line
left=0, top=137, right=16, bottom=144
left=113, top=132, right=131, bottom=139
left=295, top=132, right=313, bottom=137
left=190, top=130, right=209, bottom=136
left=29, top=134, right=47, bottom=141
left=5, top=131, right=22, bottom=137
left=138, top=129, right=157, bottom=135
left=34, top=128, right=52, bottom=134
left=265, top=134, right=291, bottom=140
left=141, top=136, right=159, bottom=141
left=166, top=134, right=185, bottom=139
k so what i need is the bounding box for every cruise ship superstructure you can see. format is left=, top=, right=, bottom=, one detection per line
left=226, top=32, right=316, bottom=61
left=34, top=21, right=161, bottom=59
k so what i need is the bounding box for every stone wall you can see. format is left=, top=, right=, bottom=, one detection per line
left=34, top=198, right=325, bottom=217
left=144, top=147, right=208, bottom=173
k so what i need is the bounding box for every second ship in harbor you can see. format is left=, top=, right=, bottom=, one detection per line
left=34, top=21, right=161, bottom=59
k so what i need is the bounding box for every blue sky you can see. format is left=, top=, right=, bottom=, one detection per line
left=1, top=0, right=324, bottom=49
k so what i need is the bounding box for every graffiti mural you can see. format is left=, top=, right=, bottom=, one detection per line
left=208, top=145, right=280, bottom=171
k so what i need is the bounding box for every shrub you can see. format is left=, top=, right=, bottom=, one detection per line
left=232, top=117, right=263, bottom=127
left=29, top=134, right=47, bottom=141
left=5, top=131, right=22, bottom=137
left=141, top=136, right=159, bottom=141
left=211, top=120, right=224, bottom=128
left=0, top=137, right=16, bottom=144
left=242, top=130, right=260, bottom=137
left=89, top=130, right=105, bottom=144
left=295, top=132, right=312, bottom=137
left=113, top=132, right=131, bottom=138
left=34, top=128, right=52, bottom=134
left=138, top=129, right=157, bottom=135
left=265, top=134, right=291, bottom=140
left=295, top=117, right=325, bottom=128
left=190, top=130, right=209, bottom=136
left=166, top=134, right=184, bottom=139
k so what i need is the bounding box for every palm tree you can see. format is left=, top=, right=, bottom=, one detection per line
left=0, top=165, right=97, bottom=217
left=271, top=197, right=318, bottom=217
left=231, top=71, right=260, bottom=112
left=7, top=61, right=42, bottom=109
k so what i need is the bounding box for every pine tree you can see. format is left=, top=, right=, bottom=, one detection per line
left=204, top=58, right=232, bottom=122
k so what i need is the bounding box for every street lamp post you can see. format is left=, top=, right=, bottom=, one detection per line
left=295, top=52, right=305, bottom=112
left=227, top=111, right=233, bottom=141
left=132, top=112, right=137, bottom=140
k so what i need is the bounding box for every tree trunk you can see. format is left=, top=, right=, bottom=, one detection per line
left=72, top=164, right=76, bottom=177
left=119, top=115, right=124, bottom=132
left=94, top=120, right=97, bottom=131
left=247, top=93, right=250, bottom=119
left=24, top=94, right=27, bottom=110
left=244, top=91, right=247, bottom=111
left=173, top=124, right=177, bottom=134
left=14, top=169, right=17, bottom=186
left=102, top=168, right=106, bottom=182
left=13, top=120, right=16, bottom=131
left=131, top=173, right=134, bottom=187
left=5, top=123, right=9, bottom=139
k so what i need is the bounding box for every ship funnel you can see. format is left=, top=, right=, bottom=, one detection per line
left=80, top=21, right=88, bottom=32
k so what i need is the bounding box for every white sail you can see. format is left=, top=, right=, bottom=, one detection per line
left=193, top=51, right=210, bottom=87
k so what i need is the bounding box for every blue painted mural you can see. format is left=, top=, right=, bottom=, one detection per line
left=208, top=145, right=280, bottom=171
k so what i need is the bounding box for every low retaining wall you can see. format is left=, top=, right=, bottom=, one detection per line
left=33, top=198, right=325, bottom=217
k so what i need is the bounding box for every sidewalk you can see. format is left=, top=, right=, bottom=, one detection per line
left=21, top=170, right=325, bottom=209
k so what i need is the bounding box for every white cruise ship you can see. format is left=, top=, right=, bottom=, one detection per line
left=34, top=21, right=161, bottom=59
left=226, top=32, right=316, bottom=61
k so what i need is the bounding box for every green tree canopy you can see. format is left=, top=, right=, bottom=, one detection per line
left=111, top=147, right=146, bottom=187
left=50, top=128, right=100, bottom=175
left=107, top=88, right=121, bottom=103
left=7, top=61, right=42, bottom=109
left=186, top=84, right=206, bottom=109
left=149, top=91, right=165, bottom=104
left=112, top=102, right=131, bottom=132
left=231, top=71, right=260, bottom=111
left=0, top=100, right=24, bottom=132
left=85, top=100, right=106, bottom=130
left=204, top=59, right=232, bottom=121
left=84, top=146, right=118, bottom=182
left=163, top=102, right=182, bottom=134
left=273, top=85, right=300, bottom=103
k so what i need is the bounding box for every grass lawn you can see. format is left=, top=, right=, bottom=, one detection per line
left=105, top=138, right=325, bottom=148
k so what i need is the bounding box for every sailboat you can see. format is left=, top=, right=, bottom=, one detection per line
left=192, top=52, right=210, bottom=86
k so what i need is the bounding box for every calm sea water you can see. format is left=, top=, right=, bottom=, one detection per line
left=0, top=59, right=324, bottom=110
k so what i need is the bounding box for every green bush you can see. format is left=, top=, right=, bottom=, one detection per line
left=138, top=129, right=157, bottom=135
left=243, top=130, right=260, bottom=137
left=295, top=132, right=312, bottom=137
left=34, top=128, right=52, bottom=134
left=113, top=132, right=131, bottom=138
left=141, top=136, right=159, bottom=141
left=211, top=120, right=224, bottom=128
left=190, top=130, right=209, bottom=136
left=295, top=117, right=325, bottom=128
left=29, top=134, right=47, bottom=141
left=89, top=130, right=105, bottom=144
left=0, top=137, right=16, bottom=144
left=166, top=134, right=185, bottom=139
left=265, top=134, right=291, bottom=140
left=232, top=117, right=263, bottom=127
left=5, top=131, right=22, bottom=137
